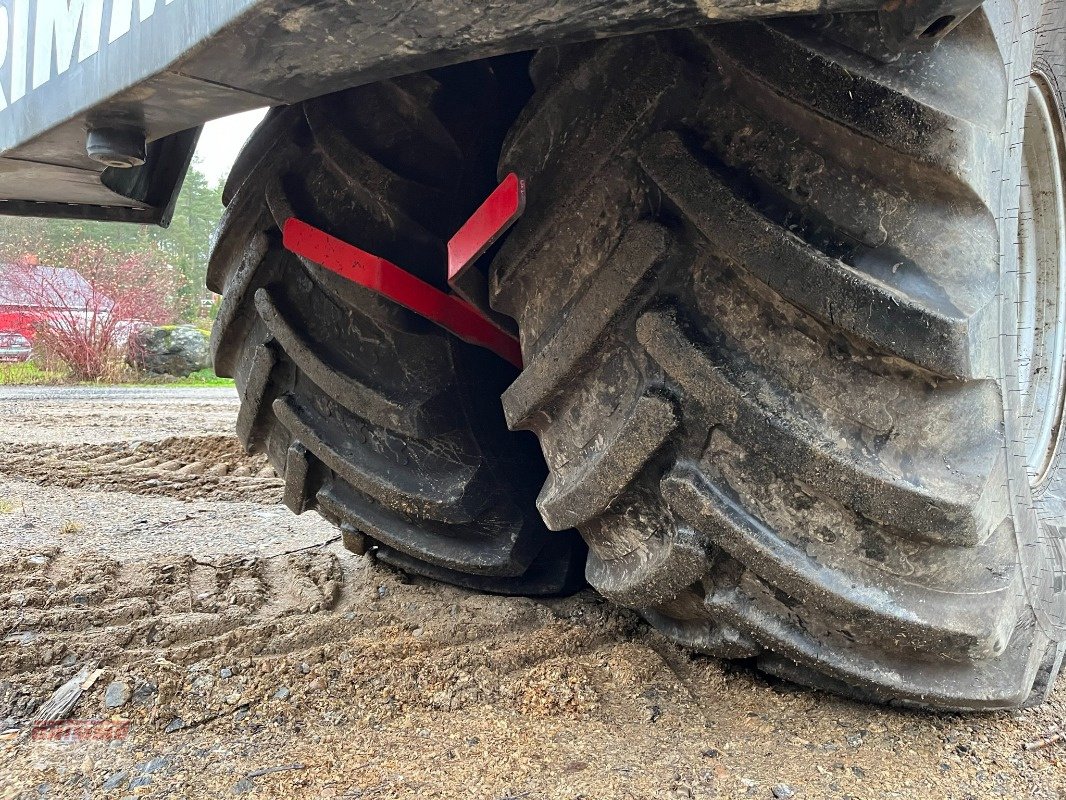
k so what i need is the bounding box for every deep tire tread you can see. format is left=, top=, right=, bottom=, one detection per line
left=489, top=15, right=1061, bottom=706
left=210, top=69, right=585, bottom=596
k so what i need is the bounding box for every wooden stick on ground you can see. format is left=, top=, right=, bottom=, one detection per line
left=1023, top=725, right=1064, bottom=752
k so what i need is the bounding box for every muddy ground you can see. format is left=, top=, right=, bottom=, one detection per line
left=0, top=386, right=1062, bottom=799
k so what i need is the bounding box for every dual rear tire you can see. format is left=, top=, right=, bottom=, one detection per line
left=211, top=1, right=1066, bottom=708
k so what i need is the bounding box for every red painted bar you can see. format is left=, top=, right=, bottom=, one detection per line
left=282, top=218, right=522, bottom=367
left=447, top=172, right=526, bottom=283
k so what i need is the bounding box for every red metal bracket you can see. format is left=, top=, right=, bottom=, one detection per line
left=447, top=172, right=526, bottom=286
left=282, top=196, right=523, bottom=367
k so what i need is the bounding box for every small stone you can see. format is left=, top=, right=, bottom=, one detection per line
left=164, top=718, right=185, bottom=734
left=232, top=466, right=253, bottom=478
left=298, top=662, right=311, bottom=675
left=377, top=586, right=388, bottom=599
left=309, top=677, right=326, bottom=692
left=138, top=757, right=168, bottom=775
left=772, top=784, right=795, bottom=799
left=103, top=681, right=130, bottom=709
left=233, top=778, right=255, bottom=794
left=131, top=682, right=157, bottom=705
left=220, top=668, right=233, bottom=679
left=176, top=462, right=206, bottom=475
left=255, top=466, right=276, bottom=479
left=207, top=463, right=229, bottom=477
left=102, top=771, right=127, bottom=791
left=233, top=708, right=250, bottom=722
left=273, top=687, right=290, bottom=701
left=225, top=692, right=242, bottom=705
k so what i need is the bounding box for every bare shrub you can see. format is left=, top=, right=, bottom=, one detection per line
left=2, top=245, right=181, bottom=381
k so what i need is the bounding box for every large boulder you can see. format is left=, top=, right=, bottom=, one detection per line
left=129, top=325, right=211, bottom=377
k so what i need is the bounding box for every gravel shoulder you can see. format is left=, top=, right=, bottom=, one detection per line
left=0, top=387, right=1062, bottom=799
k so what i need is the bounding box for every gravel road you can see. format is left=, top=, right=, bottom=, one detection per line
left=0, top=387, right=1062, bottom=799
left=0, top=386, right=241, bottom=445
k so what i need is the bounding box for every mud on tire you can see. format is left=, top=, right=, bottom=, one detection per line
left=208, top=63, right=585, bottom=595
left=491, top=2, right=1066, bottom=707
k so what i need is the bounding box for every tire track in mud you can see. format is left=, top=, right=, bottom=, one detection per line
left=0, top=548, right=344, bottom=721
left=0, top=542, right=637, bottom=735
left=0, top=436, right=283, bottom=503
left=0, top=429, right=634, bottom=733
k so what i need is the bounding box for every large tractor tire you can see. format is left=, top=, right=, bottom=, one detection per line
left=490, top=0, right=1066, bottom=707
left=207, top=63, right=585, bottom=595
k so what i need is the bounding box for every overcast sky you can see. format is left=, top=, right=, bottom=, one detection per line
left=194, top=108, right=270, bottom=186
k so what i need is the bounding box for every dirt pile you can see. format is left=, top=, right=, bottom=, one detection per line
left=0, top=387, right=1062, bottom=799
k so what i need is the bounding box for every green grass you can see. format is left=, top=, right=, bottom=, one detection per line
left=0, top=362, right=233, bottom=388
left=164, top=368, right=234, bottom=387
left=0, top=362, right=68, bottom=385
left=128, top=368, right=234, bottom=388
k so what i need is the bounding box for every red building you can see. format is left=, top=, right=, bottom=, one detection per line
left=0, top=263, right=112, bottom=339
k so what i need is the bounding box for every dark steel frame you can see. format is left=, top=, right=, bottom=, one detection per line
left=0, top=0, right=980, bottom=225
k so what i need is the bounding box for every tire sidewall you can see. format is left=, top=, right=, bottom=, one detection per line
left=995, top=0, right=1066, bottom=637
